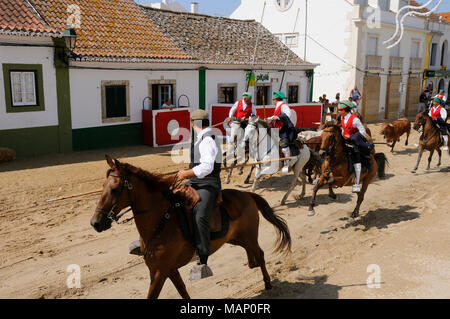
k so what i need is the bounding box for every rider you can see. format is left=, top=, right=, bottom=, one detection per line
left=433, top=89, right=447, bottom=103
left=429, top=97, right=449, bottom=151
left=337, top=100, right=374, bottom=193
left=267, top=91, right=296, bottom=175
left=225, top=92, right=256, bottom=165
left=177, top=109, right=221, bottom=280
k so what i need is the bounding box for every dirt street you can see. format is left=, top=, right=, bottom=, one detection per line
left=0, top=123, right=449, bottom=299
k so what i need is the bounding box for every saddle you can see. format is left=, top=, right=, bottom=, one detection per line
left=173, top=185, right=232, bottom=241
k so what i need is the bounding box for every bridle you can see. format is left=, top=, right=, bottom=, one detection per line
left=320, top=129, right=338, bottom=156
left=95, top=172, right=135, bottom=224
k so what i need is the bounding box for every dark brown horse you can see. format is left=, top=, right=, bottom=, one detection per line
left=90, top=155, right=291, bottom=299
left=411, top=110, right=448, bottom=172
left=307, top=123, right=387, bottom=220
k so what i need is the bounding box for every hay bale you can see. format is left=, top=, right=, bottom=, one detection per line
left=0, top=148, right=16, bottom=163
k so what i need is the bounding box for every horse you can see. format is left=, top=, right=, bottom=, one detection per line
left=224, top=117, right=248, bottom=183
left=308, top=123, right=388, bottom=220
left=90, top=155, right=291, bottom=299
left=411, top=110, right=448, bottom=172
left=241, top=116, right=311, bottom=205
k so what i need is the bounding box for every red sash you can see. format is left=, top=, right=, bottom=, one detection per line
left=431, top=106, right=442, bottom=119
left=273, top=103, right=285, bottom=129
left=236, top=100, right=253, bottom=119
left=341, top=114, right=359, bottom=136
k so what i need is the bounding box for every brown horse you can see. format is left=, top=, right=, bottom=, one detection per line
left=307, top=123, right=387, bottom=220
left=411, top=110, right=448, bottom=172
left=90, top=155, right=291, bottom=299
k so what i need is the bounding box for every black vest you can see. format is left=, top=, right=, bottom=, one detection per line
left=189, top=130, right=221, bottom=190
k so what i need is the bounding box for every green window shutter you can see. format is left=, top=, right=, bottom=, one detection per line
left=105, top=85, right=127, bottom=118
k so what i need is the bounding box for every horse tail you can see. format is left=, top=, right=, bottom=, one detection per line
left=374, top=153, right=388, bottom=178
left=248, top=192, right=291, bottom=254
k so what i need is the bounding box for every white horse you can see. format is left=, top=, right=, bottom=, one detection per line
left=244, top=116, right=311, bottom=205
left=224, top=117, right=247, bottom=184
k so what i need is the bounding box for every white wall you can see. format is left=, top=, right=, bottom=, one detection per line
left=205, top=68, right=310, bottom=111
left=0, top=38, right=59, bottom=130
left=69, top=67, right=198, bottom=129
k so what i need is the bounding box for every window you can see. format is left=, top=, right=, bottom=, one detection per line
left=285, top=33, right=298, bottom=48
left=256, top=84, right=272, bottom=106
left=441, top=41, right=447, bottom=66
left=411, top=40, right=420, bottom=58
left=390, top=43, right=400, bottom=57
left=430, top=43, right=438, bottom=66
left=287, top=83, right=299, bottom=103
left=149, top=80, right=176, bottom=110
left=368, top=36, right=378, bottom=56
left=101, top=80, right=130, bottom=122
left=273, top=33, right=283, bottom=42
left=218, top=84, right=237, bottom=103
left=378, top=0, right=390, bottom=11
left=2, top=64, right=45, bottom=113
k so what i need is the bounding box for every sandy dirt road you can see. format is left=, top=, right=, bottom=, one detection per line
left=0, top=123, right=449, bottom=299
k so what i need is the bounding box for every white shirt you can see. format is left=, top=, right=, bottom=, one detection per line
left=269, top=101, right=294, bottom=123
left=192, top=127, right=219, bottom=179
left=342, top=112, right=366, bottom=136
left=228, top=100, right=256, bottom=118
left=429, top=105, right=447, bottom=120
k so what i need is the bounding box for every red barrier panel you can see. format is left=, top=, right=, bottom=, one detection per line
left=152, top=109, right=191, bottom=147
left=210, top=105, right=232, bottom=136
left=142, top=110, right=153, bottom=146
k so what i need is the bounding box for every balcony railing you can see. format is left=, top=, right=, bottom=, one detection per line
left=409, top=58, right=423, bottom=71
left=366, top=55, right=382, bottom=72
left=389, top=57, right=403, bottom=72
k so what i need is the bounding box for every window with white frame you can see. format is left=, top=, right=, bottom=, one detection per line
left=411, top=40, right=421, bottom=58
left=101, top=80, right=130, bottom=122
left=273, top=33, right=283, bottom=42
left=430, top=43, right=438, bottom=66
left=390, top=43, right=400, bottom=57
left=285, top=33, right=298, bottom=48
left=368, top=36, right=378, bottom=56
left=256, top=84, right=272, bottom=106
left=287, top=83, right=299, bottom=104
left=218, top=83, right=237, bottom=104
left=10, top=71, right=37, bottom=106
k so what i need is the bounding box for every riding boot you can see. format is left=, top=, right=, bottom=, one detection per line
left=190, top=254, right=213, bottom=280
left=353, top=163, right=361, bottom=193
left=281, top=147, right=290, bottom=175
left=129, top=239, right=144, bottom=256
left=443, top=135, right=448, bottom=151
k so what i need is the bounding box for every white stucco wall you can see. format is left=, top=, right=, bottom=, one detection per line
left=0, top=37, right=59, bottom=130
left=69, top=66, right=198, bottom=129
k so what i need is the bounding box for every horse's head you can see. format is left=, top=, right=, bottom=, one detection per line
left=413, top=110, right=427, bottom=131
left=90, top=155, right=133, bottom=232
left=319, top=122, right=340, bottom=158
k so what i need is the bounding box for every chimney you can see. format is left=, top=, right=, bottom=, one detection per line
left=191, top=2, right=198, bottom=14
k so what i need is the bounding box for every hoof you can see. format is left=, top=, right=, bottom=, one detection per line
left=307, top=209, right=315, bottom=217
left=265, top=282, right=273, bottom=290
left=411, top=169, right=416, bottom=173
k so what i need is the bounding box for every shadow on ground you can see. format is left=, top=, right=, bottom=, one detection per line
left=351, top=205, right=420, bottom=232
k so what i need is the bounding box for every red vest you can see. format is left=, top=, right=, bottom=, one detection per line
left=273, top=103, right=286, bottom=129
left=431, top=106, right=442, bottom=119
left=235, top=100, right=253, bottom=119
left=341, top=114, right=359, bottom=136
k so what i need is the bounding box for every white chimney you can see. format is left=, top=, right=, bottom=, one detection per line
left=191, top=2, right=198, bottom=14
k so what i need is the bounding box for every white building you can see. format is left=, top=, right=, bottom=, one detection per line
left=231, top=0, right=450, bottom=121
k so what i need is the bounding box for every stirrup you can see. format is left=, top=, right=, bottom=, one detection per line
left=352, top=184, right=361, bottom=193
left=189, top=264, right=213, bottom=280
left=129, top=240, right=144, bottom=256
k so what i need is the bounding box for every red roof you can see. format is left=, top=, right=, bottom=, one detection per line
left=0, top=0, right=59, bottom=35
left=437, top=12, right=450, bottom=23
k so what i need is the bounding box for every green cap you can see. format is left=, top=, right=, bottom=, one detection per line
left=242, top=92, right=252, bottom=98
left=190, top=109, right=209, bottom=120
left=433, top=97, right=443, bottom=103
left=338, top=100, right=354, bottom=110
left=273, top=91, right=287, bottom=100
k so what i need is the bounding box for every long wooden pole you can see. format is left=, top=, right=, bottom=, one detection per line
left=223, top=157, right=292, bottom=171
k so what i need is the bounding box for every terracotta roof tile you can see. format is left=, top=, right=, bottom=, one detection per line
left=0, top=0, right=59, bottom=35
left=409, top=0, right=449, bottom=24
left=27, top=0, right=192, bottom=60
left=141, top=7, right=310, bottom=66
left=437, top=12, right=450, bottom=23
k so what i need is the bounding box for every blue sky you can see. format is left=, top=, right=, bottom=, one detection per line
left=135, top=0, right=450, bottom=16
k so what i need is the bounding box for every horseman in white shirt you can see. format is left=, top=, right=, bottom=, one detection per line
left=176, top=109, right=222, bottom=279
left=267, top=91, right=297, bottom=175
left=337, top=100, right=374, bottom=193
left=225, top=92, right=256, bottom=166
left=429, top=97, right=449, bottom=151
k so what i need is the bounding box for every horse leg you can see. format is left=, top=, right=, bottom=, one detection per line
left=169, top=269, right=190, bottom=299
left=426, top=149, right=434, bottom=171
left=412, top=147, right=424, bottom=172
left=281, top=163, right=300, bottom=205
left=436, top=148, right=442, bottom=167
left=251, top=165, right=261, bottom=191
left=147, top=269, right=168, bottom=299
left=328, top=182, right=337, bottom=200
left=390, top=140, right=396, bottom=153
left=349, top=178, right=370, bottom=221
left=308, top=176, right=327, bottom=216
left=241, top=240, right=271, bottom=290
left=298, top=172, right=307, bottom=199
